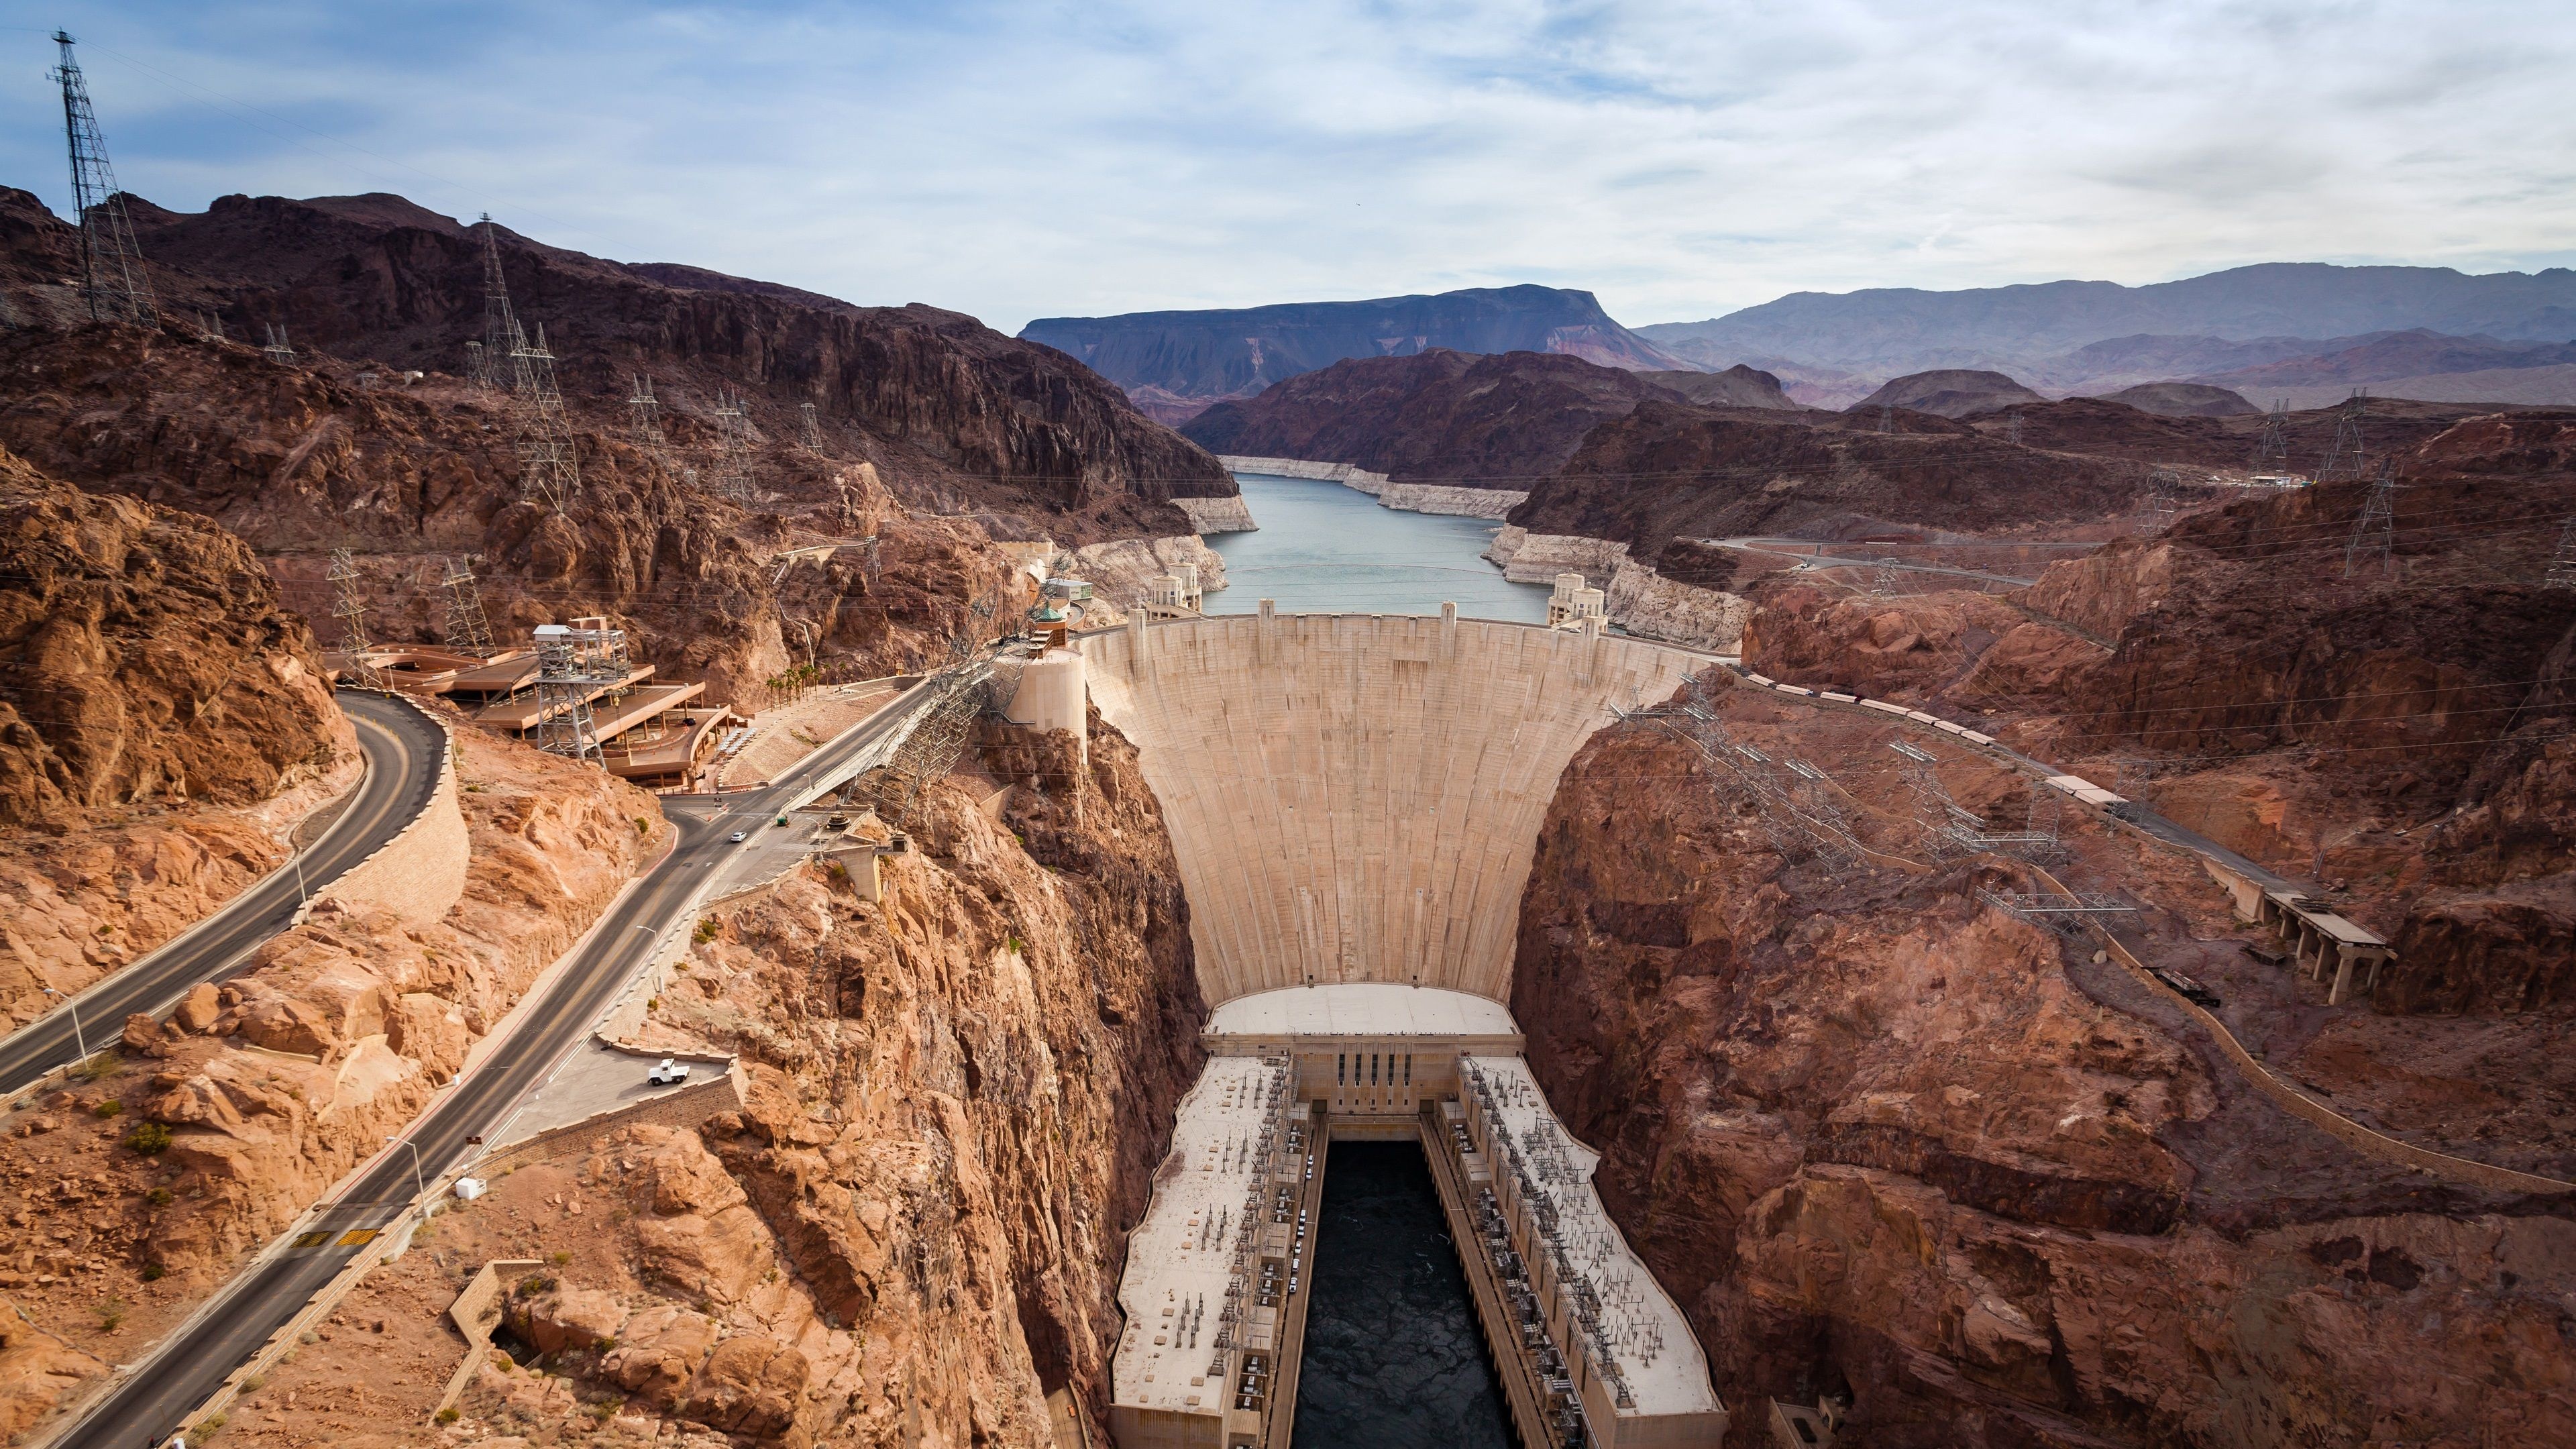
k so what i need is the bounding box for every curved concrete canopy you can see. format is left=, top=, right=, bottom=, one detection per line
left=1207, top=983, right=1520, bottom=1038
left=1082, top=613, right=1705, bottom=1006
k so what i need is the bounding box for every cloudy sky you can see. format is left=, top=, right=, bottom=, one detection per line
left=6, top=1, right=2573, bottom=334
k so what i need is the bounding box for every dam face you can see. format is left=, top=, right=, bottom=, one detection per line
left=1082, top=614, right=1728, bottom=1449
left=1081, top=612, right=1701, bottom=1006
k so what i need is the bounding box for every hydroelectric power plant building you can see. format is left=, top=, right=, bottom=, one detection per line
left=1070, top=606, right=1729, bottom=1449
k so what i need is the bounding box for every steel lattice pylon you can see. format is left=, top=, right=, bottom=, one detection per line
left=1888, top=739, right=2061, bottom=863
left=2317, top=390, right=2370, bottom=484
left=51, top=33, right=155, bottom=325
left=439, top=555, right=496, bottom=654
left=262, top=324, right=294, bottom=361
left=2343, top=458, right=2397, bottom=577
left=799, top=402, right=825, bottom=453
left=1615, top=670, right=1866, bottom=875
left=2547, top=517, right=2576, bottom=590
left=2247, top=398, right=2292, bottom=475
left=476, top=217, right=580, bottom=511
left=706, top=389, right=757, bottom=500
left=629, top=374, right=670, bottom=460
left=327, top=549, right=383, bottom=689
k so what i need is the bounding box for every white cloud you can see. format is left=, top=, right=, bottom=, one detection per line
left=5, top=0, right=2573, bottom=333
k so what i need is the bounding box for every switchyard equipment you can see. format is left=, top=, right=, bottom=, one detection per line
left=1888, top=739, right=2062, bottom=862
left=50, top=32, right=156, bottom=325
left=1617, top=671, right=1866, bottom=875
left=1978, top=889, right=2137, bottom=939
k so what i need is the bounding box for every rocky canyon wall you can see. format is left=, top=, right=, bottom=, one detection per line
left=1509, top=687, right=2575, bottom=1448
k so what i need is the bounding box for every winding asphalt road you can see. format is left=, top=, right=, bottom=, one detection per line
left=54, top=674, right=939, bottom=1449
left=0, top=692, right=449, bottom=1097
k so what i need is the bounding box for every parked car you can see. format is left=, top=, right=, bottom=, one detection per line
left=729, top=830, right=747, bottom=843
left=647, top=1059, right=692, bottom=1085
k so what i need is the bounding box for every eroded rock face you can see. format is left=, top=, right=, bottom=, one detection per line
left=457, top=710, right=1205, bottom=1446
left=1513, top=708, right=2576, bottom=1448
left=0, top=445, right=348, bottom=829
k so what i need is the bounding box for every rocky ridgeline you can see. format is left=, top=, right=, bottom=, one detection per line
left=0, top=187, right=1238, bottom=706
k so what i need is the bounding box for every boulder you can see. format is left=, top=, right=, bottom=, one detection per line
left=683, top=1333, right=808, bottom=1438
left=172, top=982, right=222, bottom=1033
left=602, top=1305, right=720, bottom=1408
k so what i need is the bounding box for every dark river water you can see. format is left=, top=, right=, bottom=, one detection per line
left=1291, top=1142, right=1513, bottom=1449
left=1208, top=473, right=1551, bottom=623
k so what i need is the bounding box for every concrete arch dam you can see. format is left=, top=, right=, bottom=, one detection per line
left=1080, top=611, right=1705, bottom=1008
left=1075, top=612, right=1729, bottom=1448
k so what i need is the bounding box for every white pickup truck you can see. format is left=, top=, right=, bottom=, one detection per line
left=647, top=1058, right=692, bottom=1085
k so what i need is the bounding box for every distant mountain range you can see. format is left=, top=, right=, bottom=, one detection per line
left=1641, top=263, right=2576, bottom=369
left=1018, top=285, right=1698, bottom=423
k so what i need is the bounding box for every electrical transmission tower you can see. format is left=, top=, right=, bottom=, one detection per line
left=1879, top=403, right=1894, bottom=434
left=478, top=215, right=523, bottom=393
left=327, top=549, right=383, bottom=689
left=2317, top=390, right=2370, bottom=483
left=706, top=389, right=757, bottom=500
left=1614, top=671, right=1866, bottom=875
left=261, top=324, right=295, bottom=362
left=2343, top=458, right=2397, bottom=577
left=469, top=216, right=580, bottom=511
left=2145, top=466, right=2182, bottom=520
left=464, top=340, right=489, bottom=388
left=2247, top=399, right=2292, bottom=476
left=509, top=323, right=582, bottom=512
left=628, top=374, right=668, bottom=452
left=531, top=620, right=630, bottom=764
left=2548, top=517, right=2576, bottom=590
left=2004, top=411, right=2023, bottom=446
left=799, top=402, right=825, bottom=453
left=51, top=32, right=156, bottom=325
left=439, top=555, right=496, bottom=654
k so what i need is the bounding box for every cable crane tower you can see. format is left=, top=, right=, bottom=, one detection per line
left=327, top=549, right=383, bottom=690
left=2343, top=458, right=2397, bottom=577
left=50, top=32, right=156, bottom=325
left=439, top=555, right=496, bottom=655
left=2247, top=399, right=2292, bottom=476
left=2317, top=390, right=2371, bottom=483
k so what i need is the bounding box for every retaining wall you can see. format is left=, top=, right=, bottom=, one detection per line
left=314, top=702, right=467, bottom=928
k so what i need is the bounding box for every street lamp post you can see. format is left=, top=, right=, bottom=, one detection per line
left=40, top=986, right=86, bottom=1064
left=401, top=1138, right=425, bottom=1199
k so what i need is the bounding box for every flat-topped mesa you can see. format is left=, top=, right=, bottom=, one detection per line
left=1079, top=612, right=1706, bottom=1007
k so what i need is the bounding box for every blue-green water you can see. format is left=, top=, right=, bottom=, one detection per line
left=1208, top=474, right=1551, bottom=623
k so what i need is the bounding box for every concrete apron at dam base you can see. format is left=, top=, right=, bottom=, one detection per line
left=1060, top=610, right=1729, bottom=1449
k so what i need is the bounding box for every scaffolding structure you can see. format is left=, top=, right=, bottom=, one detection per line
left=327, top=549, right=382, bottom=689
left=863, top=663, right=994, bottom=826
left=439, top=555, right=496, bottom=655
left=51, top=32, right=156, bottom=325
left=948, top=589, right=1000, bottom=663
left=2248, top=399, right=2292, bottom=476
left=1888, top=739, right=2061, bottom=862
left=706, top=389, right=757, bottom=500
left=2317, top=390, right=2370, bottom=483
left=2343, top=459, right=2397, bottom=577
left=531, top=620, right=631, bottom=764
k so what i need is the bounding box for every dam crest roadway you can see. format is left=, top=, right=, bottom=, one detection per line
left=1078, top=609, right=1729, bottom=1448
